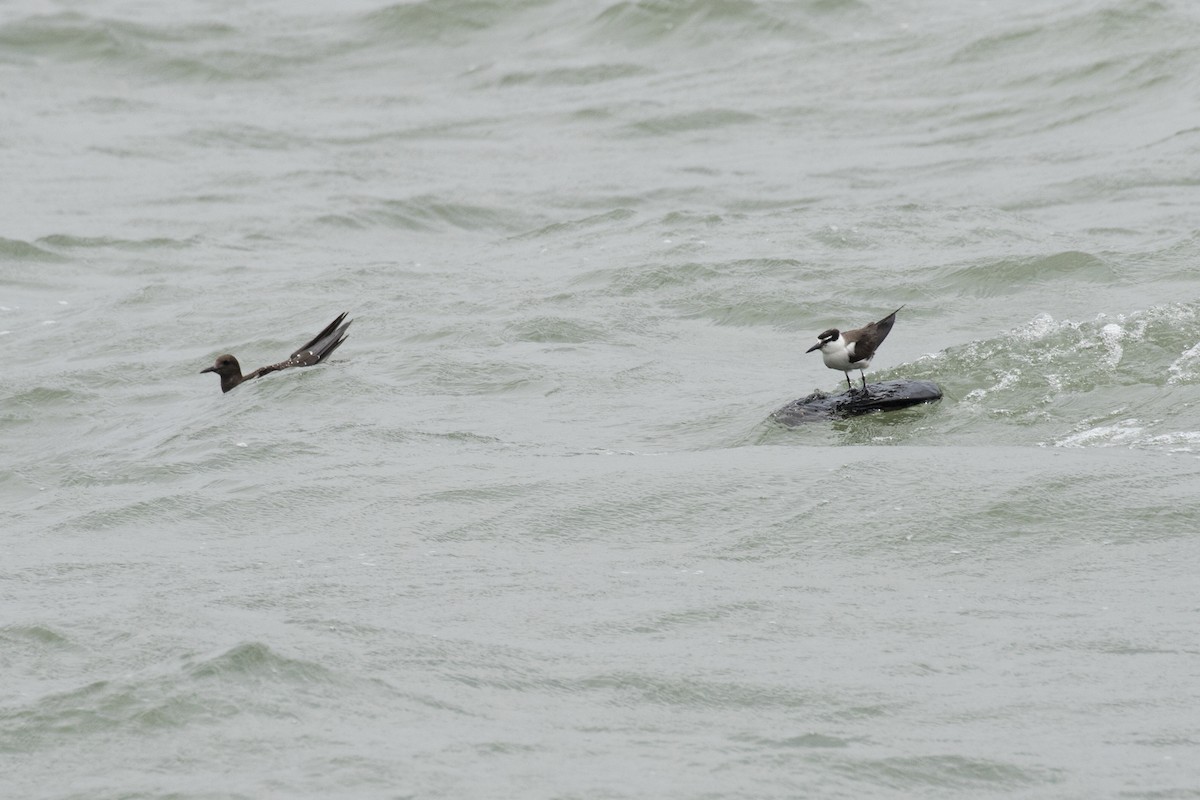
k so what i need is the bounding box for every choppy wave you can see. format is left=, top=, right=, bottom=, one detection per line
left=0, top=640, right=368, bottom=751
left=904, top=304, right=1200, bottom=451
left=0, top=237, right=65, bottom=263
left=7, top=1, right=1200, bottom=797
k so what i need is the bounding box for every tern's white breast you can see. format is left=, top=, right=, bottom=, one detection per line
left=820, top=337, right=869, bottom=371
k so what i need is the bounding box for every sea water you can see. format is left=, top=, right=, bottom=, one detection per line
left=3, top=1, right=1200, bottom=797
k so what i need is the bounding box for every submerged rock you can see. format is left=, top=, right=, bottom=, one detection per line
left=772, top=379, right=942, bottom=425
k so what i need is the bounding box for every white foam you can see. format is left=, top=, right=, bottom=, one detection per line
left=1051, top=418, right=1145, bottom=448
left=1143, top=430, right=1200, bottom=453
left=1099, top=323, right=1124, bottom=369
left=1167, top=340, right=1200, bottom=385
left=1013, top=313, right=1062, bottom=341
left=964, top=368, right=1021, bottom=402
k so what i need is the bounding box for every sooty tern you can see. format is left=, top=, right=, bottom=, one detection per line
left=201, top=312, right=352, bottom=393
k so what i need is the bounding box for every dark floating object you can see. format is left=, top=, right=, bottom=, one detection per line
left=772, top=379, right=942, bottom=425
left=201, top=312, right=352, bottom=393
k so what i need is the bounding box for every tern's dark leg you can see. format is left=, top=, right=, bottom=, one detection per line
left=860, top=372, right=867, bottom=391
left=845, top=373, right=854, bottom=392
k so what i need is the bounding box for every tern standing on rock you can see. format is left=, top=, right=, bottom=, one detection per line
left=806, top=306, right=903, bottom=393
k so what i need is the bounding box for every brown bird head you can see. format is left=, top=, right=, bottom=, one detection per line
left=200, top=354, right=245, bottom=393
left=201, top=354, right=240, bottom=376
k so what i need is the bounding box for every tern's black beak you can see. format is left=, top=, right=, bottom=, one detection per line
left=805, top=341, right=824, bottom=353
left=200, top=365, right=217, bottom=374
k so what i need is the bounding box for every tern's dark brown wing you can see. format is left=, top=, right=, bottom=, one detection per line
left=847, top=306, right=903, bottom=365
left=291, top=312, right=349, bottom=358
left=290, top=314, right=352, bottom=366
left=246, top=313, right=353, bottom=380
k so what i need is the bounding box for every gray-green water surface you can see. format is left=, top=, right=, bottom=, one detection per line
left=4, top=1, right=1200, bottom=797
